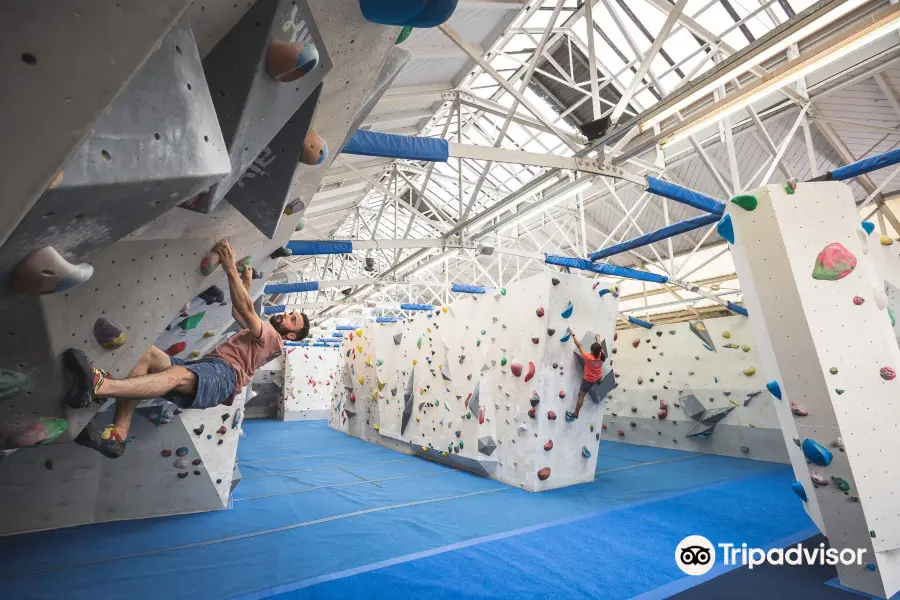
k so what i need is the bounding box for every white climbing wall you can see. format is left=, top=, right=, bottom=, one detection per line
left=728, top=182, right=900, bottom=599
left=280, top=345, right=341, bottom=420
left=601, top=315, right=789, bottom=463
left=328, top=272, right=619, bottom=491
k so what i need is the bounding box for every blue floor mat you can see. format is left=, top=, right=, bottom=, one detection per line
left=0, top=420, right=810, bottom=600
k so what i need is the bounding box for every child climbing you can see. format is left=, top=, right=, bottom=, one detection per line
left=64, top=240, right=310, bottom=459
left=566, top=329, right=606, bottom=422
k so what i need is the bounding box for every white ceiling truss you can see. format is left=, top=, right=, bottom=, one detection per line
left=278, top=0, right=900, bottom=328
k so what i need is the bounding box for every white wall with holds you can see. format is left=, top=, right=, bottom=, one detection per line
left=329, top=272, right=619, bottom=492
left=729, top=182, right=900, bottom=599
left=281, top=345, right=341, bottom=420
left=601, top=315, right=789, bottom=463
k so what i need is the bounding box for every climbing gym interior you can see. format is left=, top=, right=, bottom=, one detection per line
left=4, top=0, right=900, bottom=598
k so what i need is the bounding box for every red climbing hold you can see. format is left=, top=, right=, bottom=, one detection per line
left=349, top=393, right=356, bottom=402
left=161, top=449, right=172, bottom=457
left=547, top=410, right=557, bottom=420
left=853, top=296, right=865, bottom=306
left=531, top=337, right=539, bottom=344
left=164, top=342, right=187, bottom=357
left=216, top=426, right=227, bottom=434
left=536, top=307, right=545, bottom=317
left=881, top=366, right=896, bottom=381
left=558, top=390, right=566, bottom=399
left=510, top=362, right=523, bottom=377
left=617, top=430, right=625, bottom=437
left=538, top=467, right=551, bottom=481
left=632, top=339, right=639, bottom=348
left=544, top=440, right=553, bottom=451
left=192, top=458, right=202, bottom=466
left=657, top=408, right=668, bottom=419
left=479, top=406, right=485, bottom=424
left=524, top=361, right=536, bottom=383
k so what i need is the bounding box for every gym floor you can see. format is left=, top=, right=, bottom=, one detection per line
left=1, top=420, right=861, bottom=599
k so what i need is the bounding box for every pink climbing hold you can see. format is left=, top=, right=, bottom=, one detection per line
left=853, top=296, right=865, bottom=306
left=790, top=402, right=809, bottom=416
left=547, top=411, right=557, bottom=420
left=811, top=242, right=857, bottom=281
left=558, top=390, right=566, bottom=399
left=544, top=440, right=553, bottom=451
left=524, top=362, right=536, bottom=383
left=658, top=399, right=668, bottom=419
left=510, top=362, right=523, bottom=377
left=164, top=342, right=187, bottom=357
left=9, top=417, right=68, bottom=447
left=632, top=340, right=640, bottom=348
left=478, top=406, right=485, bottom=424
left=11, top=246, right=93, bottom=294
left=349, top=393, right=356, bottom=403
left=810, top=472, right=829, bottom=487
left=200, top=251, right=220, bottom=276
left=536, top=307, right=545, bottom=317
left=538, top=467, right=551, bottom=481
left=881, top=366, right=896, bottom=381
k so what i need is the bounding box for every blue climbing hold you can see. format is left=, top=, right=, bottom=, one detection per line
left=717, top=214, right=735, bottom=244
left=766, top=380, right=782, bottom=400
left=560, top=330, right=572, bottom=343
left=862, top=221, right=875, bottom=235
left=175, top=447, right=189, bottom=457
left=867, top=563, right=877, bottom=572
left=561, top=301, right=574, bottom=319
left=582, top=446, right=591, bottom=458
left=599, top=288, right=610, bottom=297
left=802, top=438, right=833, bottom=467
left=791, top=481, right=808, bottom=502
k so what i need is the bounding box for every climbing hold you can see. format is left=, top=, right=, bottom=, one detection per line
left=349, top=393, right=356, bottom=403
left=741, top=345, right=750, bottom=353
left=500, top=357, right=508, bottom=367
left=740, top=446, right=750, bottom=454
left=530, top=391, right=540, bottom=407
left=500, top=288, right=507, bottom=295
left=743, top=367, right=756, bottom=376
left=524, top=362, right=535, bottom=383
left=235, top=256, right=252, bottom=275
left=161, top=449, right=172, bottom=457
left=721, top=331, right=731, bottom=339
left=175, top=447, right=189, bottom=457
left=831, top=476, right=851, bottom=492
left=547, top=328, right=556, bottom=337
left=531, top=337, right=539, bottom=345
left=528, top=408, right=536, bottom=419
left=730, top=194, right=758, bottom=211
left=558, top=391, right=565, bottom=399
left=165, top=342, right=187, bottom=356
left=266, top=39, right=319, bottom=82
left=716, top=214, right=734, bottom=244
left=547, top=411, right=557, bottom=420
left=561, top=301, right=574, bottom=319
left=862, top=221, right=875, bottom=235
left=544, top=440, right=553, bottom=451
left=890, top=307, right=897, bottom=327
left=618, top=430, right=625, bottom=437
left=188, top=351, right=200, bottom=360
left=829, top=367, right=838, bottom=375
left=536, top=307, right=545, bottom=317
left=791, top=482, right=808, bottom=502
left=199, top=285, right=225, bottom=305
left=582, top=446, right=591, bottom=458
left=632, top=340, right=640, bottom=348
left=393, top=333, right=403, bottom=345
left=802, top=438, right=833, bottom=466
left=810, top=472, right=829, bottom=487
left=193, top=424, right=205, bottom=436
left=551, top=278, right=560, bottom=286
left=93, top=317, right=126, bottom=350
left=178, top=311, right=206, bottom=331
left=559, top=331, right=571, bottom=343
left=880, top=366, right=896, bottom=381
left=9, top=417, right=68, bottom=447
left=867, top=564, right=877, bottom=572
left=216, top=426, right=227, bottom=434
left=835, top=389, right=844, bottom=395
left=173, top=458, right=188, bottom=469
left=203, top=331, right=216, bottom=339
left=538, top=467, right=551, bottom=481
left=881, top=236, right=894, bottom=246
left=790, top=402, right=809, bottom=416
left=0, top=369, right=32, bottom=401
left=766, top=380, right=782, bottom=400
left=12, top=246, right=94, bottom=295
left=510, top=363, right=523, bottom=377
left=417, top=337, right=422, bottom=349
left=811, top=242, right=857, bottom=281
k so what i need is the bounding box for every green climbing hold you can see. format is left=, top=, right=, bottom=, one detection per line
left=500, top=288, right=506, bottom=295
left=476, top=340, right=481, bottom=347
left=731, top=194, right=758, bottom=211
left=459, top=441, right=464, bottom=450
left=481, top=329, right=486, bottom=335
left=417, top=337, right=422, bottom=349
left=836, top=389, right=845, bottom=395
left=0, top=369, right=32, bottom=401
left=376, top=358, right=383, bottom=367
left=10, top=417, right=68, bottom=447
left=811, top=242, right=857, bottom=281
left=889, top=307, right=896, bottom=327
left=831, top=476, right=851, bottom=492
left=500, top=357, right=507, bottom=367
left=396, top=26, right=413, bottom=44
left=830, top=367, right=838, bottom=374
left=178, top=311, right=206, bottom=331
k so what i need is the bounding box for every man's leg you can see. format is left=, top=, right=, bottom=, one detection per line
left=574, top=391, right=586, bottom=417
left=110, top=346, right=181, bottom=440
left=96, top=367, right=196, bottom=400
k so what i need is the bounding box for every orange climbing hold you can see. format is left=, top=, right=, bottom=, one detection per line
left=538, top=467, right=551, bottom=481
left=12, top=246, right=93, bottom=295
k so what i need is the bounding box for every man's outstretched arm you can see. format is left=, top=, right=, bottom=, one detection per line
left=215, top=241, right=263, bottom=338
left=231, top=267, right=252, bottom=329
left=569, top=329, right=585, bottom=354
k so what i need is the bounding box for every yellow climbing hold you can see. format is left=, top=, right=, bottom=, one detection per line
left=356, top=345, right=362, bottom=352
left=356, top=329, right=363, bottom=336
left=358, top=376, right=364, bottom=385
left=203, top=331, right=215, bottom=339
left=189, top=351, right=200, bottom=359
left=372, top=390, right=379, bottom=401
left=743, top=367, right=756, bottom=376
left=374, top=424, right=380, bottom=431
left=377, top=378, right=387, bottom=391
left=427, top=328, right=431, bottom=333
left=442, top=451, right=449, bottom=456
left=421, top=446, right=428, bottom=452
left=365, top=356, right=372, bottom=367
left=412, top=359, right=418, bottom=365
left=749, top=422, right=757, bottom=428
left=695, top=323, right=706, bottom=332
left=728, top=399, right=740, bottom=407
left=416, top=416, right=421, bottom=422
left=722, top=331, right=731, bottom=339
left=881, top=236, right=894, bottom=246
left=742, top=345, right=751, bottom=352
left=442, top=306, right=448, bottom=313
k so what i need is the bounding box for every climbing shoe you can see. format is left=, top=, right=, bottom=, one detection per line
left=63, top=348, right=105, bottom=408
left=565, top=411, right=578, bottom=422
left=74, top=422, right=125, bottom=459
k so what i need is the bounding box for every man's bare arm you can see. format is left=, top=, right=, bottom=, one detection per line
left=231, top=268, right=252, bottom=329
left=570, top=329, right=585, bottom=354
left=215, top=241, right=263, bottom=338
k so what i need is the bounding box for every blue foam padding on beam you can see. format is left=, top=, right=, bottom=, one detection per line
left=335, top=325, right=356, bottom=330
left=343, top=129, right=450, bottom=162
left=451, top=283, right=486, bottom=294
left=726, top=301, right=748, bottom=316
left=627, top=316, right=653, bottom=329
left=831, top=148, right=900, bottom=181
left=646, top=176, right=726, bottom=215
left=376, top=317, right=400, bottom=323
left=401, top=303, right=433, bottom=311
left=264, top=305, right=286, bottom=315
left=545, top=254, right=669, bottom=283
left=264, top=281, right=320, bottom=295
left=359, top=0, right=460, bottom=28
left=589, top=213, right=720, bottom=261
left=285, top=240, right=353, bottom=256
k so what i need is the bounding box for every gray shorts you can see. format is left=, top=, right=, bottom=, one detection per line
left=166, top=356, right=236, bottom=409
left=580, top=379, right=598, bottom=393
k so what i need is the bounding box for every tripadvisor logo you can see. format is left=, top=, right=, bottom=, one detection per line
left=675, top=535, right=715, bottom=576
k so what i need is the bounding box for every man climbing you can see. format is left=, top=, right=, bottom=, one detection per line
left=566, top=329, right=606, bottom=422
left=65, top=240, right=310, bottom=458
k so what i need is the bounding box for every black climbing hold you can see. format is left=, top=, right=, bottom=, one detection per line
left=177, top=472, right=189, bottom=479
left=221, top=413, right=231, bottom=422
left=216, top=479, right=222, bottom=484
left=199, top=285, right=225, bottom=305
left=193, top=424, right=205, bottom=436
left=551, top=278, right=560, bottom=286
left=547, top=328, right=556, bottom=336
left=44, top=459, right=53, bottom=470
left=193, top=470, right=201, bottom=476
left=218, top=439, right=223, bottom=445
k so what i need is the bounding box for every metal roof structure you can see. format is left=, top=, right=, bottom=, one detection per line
left=279, top=0, right=900, bottom=327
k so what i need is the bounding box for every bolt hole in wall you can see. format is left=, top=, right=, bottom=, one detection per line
left=101, top=150, right=111, bottom=161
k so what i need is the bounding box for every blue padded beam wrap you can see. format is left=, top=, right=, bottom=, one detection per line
left=726, top=301, right=749, bottom=317
left=544, top=254, right=669, bottom=284
left=830, top=148, right=900, bottom=182
left=646, top=176, right=725, bottom=215
left=264, top=281, right=320, bottom=295
left=359, top=0, right=459, bottom=28
left=589, top=213, right=720, bottom=261
left=627, top=316, right=654, bottom=329
left=285, top=240, right=353, bottom=256
left=342, top=130, right=449, bottom=162
left=377, top=317, right=400, bottom=323
left=263, top=305, right=286, bottom=315
left=401, top=303, right=433, bottom=311
left=335, top=325, right=356, bottom=331
left=451, top=283, right=487, bottom=294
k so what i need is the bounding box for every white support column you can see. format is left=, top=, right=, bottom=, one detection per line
left=728, top=182, right=900, bottom=599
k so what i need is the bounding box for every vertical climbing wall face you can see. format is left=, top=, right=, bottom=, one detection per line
left=729, top=182, right=900, bottom=599
left=601, top=315, right=788, bottom=463
left=328, top=272, right=619, bottom=491
left=281, top=345, right=341, bottom=420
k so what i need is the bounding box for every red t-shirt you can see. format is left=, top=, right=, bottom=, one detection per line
left=582, top=352, right=604, bottom=382
left=209, top=322, right=284, bottom=394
